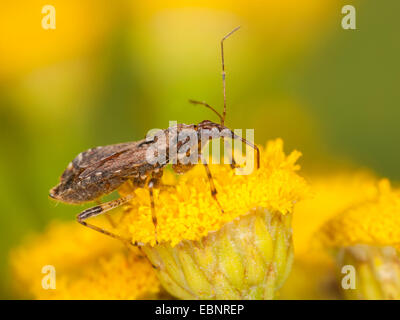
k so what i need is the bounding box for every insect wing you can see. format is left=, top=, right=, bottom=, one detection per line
left=76, top=142, right=150, bottom=181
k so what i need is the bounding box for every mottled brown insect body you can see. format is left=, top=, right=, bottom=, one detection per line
left=50, top=27, right=259, bottom=244
left=50, top=141, right=161, bottom=204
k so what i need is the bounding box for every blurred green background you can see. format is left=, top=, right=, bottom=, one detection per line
left=1, top=0, right=399, bottom=298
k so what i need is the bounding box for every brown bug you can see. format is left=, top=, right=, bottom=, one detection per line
left=49, top=26, right=260, bottom=243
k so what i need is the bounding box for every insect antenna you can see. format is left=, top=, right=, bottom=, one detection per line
left=188, top=99, right=223, bottom=122
left=221, top=26, right=240, bottom=126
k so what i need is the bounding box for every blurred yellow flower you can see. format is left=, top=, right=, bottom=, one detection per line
left=317, top=181, right=400, bottom=299
left=0, top=1, right=114, bottom=79
left=280, top=174, right=400, bottom=300
left=318, top=179, right=400, bottom=249
left=336, top=245, right=400, bottom=300
left=293, top=171, right=381, bottom=255
left=119, top=139, right=309, bottom=299
left=279, top=171, right=383, bottom=299
left=10, top=220, right=160, bottom=300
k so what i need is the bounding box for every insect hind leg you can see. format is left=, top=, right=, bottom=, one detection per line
left=77, top=194, right=135, bottom=245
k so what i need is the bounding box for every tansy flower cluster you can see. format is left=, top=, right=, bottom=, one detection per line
left=279, top=173, right=400, bottom=300
left=116, top=139, right=309, bottom=299
left=317, top=180, right=400, bottom=300
left=318, top=179, right=400, bottom=249
left=9, top=139, right=400, bottom=300
left=10, top=220, right=160, bottom=299
left=10, top=139, right=308, bottom=300
left=278, top=172, right=383, bottom=299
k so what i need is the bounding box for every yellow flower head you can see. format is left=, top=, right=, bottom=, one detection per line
left=313, top=179, right=400, bottom=300
left=318, top=179, right=400, bottom=249
left=292, top=171, right=381, bottom=255
left=119, top=138, right=309, bottom=247
left=118, top=139, right=308, bottom=299
left=10, top=220, right=160, bottom=300
left=279, top=171, right=382, bottom=300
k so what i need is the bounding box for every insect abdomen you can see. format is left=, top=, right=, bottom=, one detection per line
left=50, top=175, right=128, bottom=204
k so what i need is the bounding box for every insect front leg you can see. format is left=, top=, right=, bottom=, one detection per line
left=147, top=175, right=162, bottom=244
left=77, top=194, right=135, bottom=245
left=147, top=178, right=158, bottom=227
left=223, top=138, right=239, bottom=170
left=202, top=162, right=224, bottom=213
left=173, top=145, right=225, bottom=213
left=193, top=142, right=225, bottom=213
left=225, top=129, right=260, bottom=170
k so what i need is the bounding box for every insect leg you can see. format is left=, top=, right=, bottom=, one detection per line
left=147, top=177, right=160, bottom=244
left=77, top=194, right=135, bottom=245
left=95, top=199, right=117, bottom=228
left=202, top=162, right=224, bottom=213
left=226, top=130, right=260, bottom=169
left=147, top=179, right=158, bottom=227
left=223, top=138, right=238, bottom=170
left=188, top=99, right=238, bottom=168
